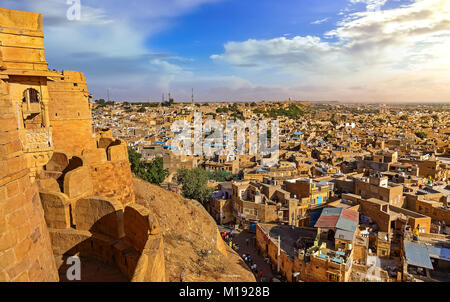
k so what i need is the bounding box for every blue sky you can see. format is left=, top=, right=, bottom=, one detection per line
left=2, top=0, right=450, bottom=103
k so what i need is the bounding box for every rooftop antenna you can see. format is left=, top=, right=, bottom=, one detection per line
left=192, top=88, right=194, bottom=105
left=162, top=93, right=165, bottom=103
left=168, top=92, right=171, bottom=101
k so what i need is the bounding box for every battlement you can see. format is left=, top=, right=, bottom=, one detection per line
left=0, top=9, right=48, bottom=73
left=0, top=8, right=43, bottom=32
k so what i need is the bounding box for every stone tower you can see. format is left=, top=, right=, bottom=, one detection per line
left=0, top=8, right=59, bottom=281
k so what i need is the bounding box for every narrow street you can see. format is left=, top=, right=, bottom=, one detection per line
left=218, top=226, right=277, bottom=282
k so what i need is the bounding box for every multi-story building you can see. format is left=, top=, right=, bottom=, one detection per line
left=355, top=175, right=404, bottom=207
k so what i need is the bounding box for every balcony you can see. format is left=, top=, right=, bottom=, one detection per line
left=22, top=102, right=42, bottom=119
left=19, top=127, right=53, bottom=153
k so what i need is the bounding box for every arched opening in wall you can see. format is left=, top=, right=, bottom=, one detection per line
left=66, top=156, right=83, bottom=172
left=29, top=88, right=39, bottom=103
left=22, top=88, right=43, bottom=129
left=105, top=139, right=122, bottom=161
left=43, top=153, right=85, bottom=192
left=40, top=152, right=69, bottom=192
left=46, top=152, right=69, bottom=172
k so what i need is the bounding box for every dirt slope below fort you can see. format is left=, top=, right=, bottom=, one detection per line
left=133, top=177, right=255, bottom=282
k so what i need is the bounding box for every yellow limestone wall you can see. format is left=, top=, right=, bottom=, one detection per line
left=47, top=71, right=97, bottom=158
left=0, top=7, right=137, bottom=281
left=46, top=70, right=135, bottom=206
left=0, top=86, right=58, bottom=282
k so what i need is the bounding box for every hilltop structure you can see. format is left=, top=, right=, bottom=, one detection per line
left=0, top=8, right=253, bottom=282
left=0, top=7, right=151, bottom=282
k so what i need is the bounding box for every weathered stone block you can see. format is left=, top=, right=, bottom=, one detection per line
left=0, top=230, right=17, bottom=252
left=5, top=179, right=19, bottom=198
left=74, top=196, right=124, bottom=239
left=14, top=237, right=32, bottom=262
left=63, top=166, right=93, bottom=198
left=6, top=207, right=27, bottom=229
left=39, top=191, right=71, bottom=229
left=124, top=204, right=159, bottom=252
left=0, top=248, right=16, bottom=271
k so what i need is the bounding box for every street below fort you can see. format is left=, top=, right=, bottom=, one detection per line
left=218, top=226, right=281, bottom=282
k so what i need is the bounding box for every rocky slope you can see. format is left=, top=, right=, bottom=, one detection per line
left=133, top=177, right=255, bottom=282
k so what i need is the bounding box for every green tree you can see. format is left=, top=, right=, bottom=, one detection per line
left=415, top=132, right=427, bottom=139
left=253, top=108, right=265, bottom=115
left=216, top=107, right=229, bottom=114
left=145, top=157, right=168, bottom=185
left=176, top=168, right=214, bottom=206
left=95, top=99, right=106, bottom=106
left=128, top=148, right=168, bottom=185
left=231, top=111, right=244, bottom=120
left=162, top=98, right=174, bottom=107
left=267, top=104, right=304, bottom=119
left=207, top=170, right=240, bottom=182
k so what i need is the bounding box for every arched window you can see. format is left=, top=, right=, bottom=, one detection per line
left=23, top=88, right=40, bottom=104
left=21, top=88, right=43, bottom=129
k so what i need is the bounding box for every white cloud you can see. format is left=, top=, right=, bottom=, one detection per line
left=311, top=18, right=329, bottom=25
left=3, top=0, right=449, bottom=102
left=1, top=0, right=220, bottom=100
left=211, top=0, right=450, bottom=102
left=350, top=0, right=388, bottom=12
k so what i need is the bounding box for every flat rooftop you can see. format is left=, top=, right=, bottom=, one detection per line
left=258, top=223, right=317, bottom=259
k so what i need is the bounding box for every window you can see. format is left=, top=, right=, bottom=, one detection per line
left=23, top=88, right=40, bottom=104
left=329, top=273, right=339, bottom=282
left=29, top=89, right=39, bottom=103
